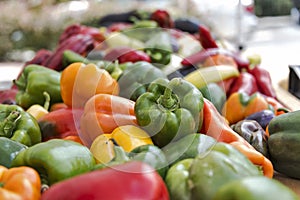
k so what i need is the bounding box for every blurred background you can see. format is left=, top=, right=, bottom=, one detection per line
left=0, top=0, right=298, bottom=62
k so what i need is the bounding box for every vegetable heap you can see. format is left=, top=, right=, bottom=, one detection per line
left=0, top=9, right=299, bottom=200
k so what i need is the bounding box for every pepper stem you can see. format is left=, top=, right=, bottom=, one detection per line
left=0, top=182, right=4, bottom=187
left=157, top=87, right=179, bottom=111
left=42, top=91, right=50, bottom=111
left=0, top=110, right=21, bottom=138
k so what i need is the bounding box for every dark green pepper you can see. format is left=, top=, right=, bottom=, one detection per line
left=13, top=64, right=62, bottom=109
left=165, top=142, right=261, bottom=200
left=0, top=137, right=27, bottom=168
left=0, top=104, right=41, bottom=146
left=134, top=77, right=204, bottom=147
left=11, top=139, right=96, bottom=186
left=213, top=176, right=299, bottom=200
left=118, top=61, right=167, bottom=101
left=231, top=119, right=269, bottom=158
left=163, top=133, right=216, bottom=166
left=267, top=110, right=300, bottom=179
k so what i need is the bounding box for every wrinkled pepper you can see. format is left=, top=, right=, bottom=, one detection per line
left=222, top=92, right=273, bottom=125
left=80, top=94, right=137, bottom=147
left=0, top=137, right=27, bottom=168
left=134, top=77, right=204, bottom=147
left=165, top=142, right=261, bottom=200
left=227, top=71, right=259, bottom=96
left=38, top=107, right=83, bottom=141
left=200, top=98, right=274, bottom=177
left=118, top=61, right=167, bottom=101
left=11, top=139, right=96, bottom=186
left=13, top=64, right=62, bottom=110
left=60, top=62, right=119, bottom=108
left=267, top=110, right=300, bottom=179
left=213, top=176, right=299, bottom=200
left=0, top=165, right=41, bottom=200
left=0, top=104, right=41, bottom=146
left=41, top=161, right=170, bottom=200
left=231, top=119, right=269, bottom=158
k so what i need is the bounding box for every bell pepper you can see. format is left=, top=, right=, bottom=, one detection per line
left=80, top=93, right=137, bottom=147
left=227, top=71, right=259, bottom=96
left=13, top=64, right=62, bottom=110
left=245, top=109, right=275, bottom=130
left=118, top=61, right=167, bottom=101
left=267, top=110, right=300, bottom=179
left=222, top=92, right=273, bottom=125
left=0, top=165, right=41, bottom=200
left=134, top=77, right=204, bottom=147
left=163, top=133, right=216, bottom=166
left=41, top=161, right=170, bottom=200
left=11, top=139, right=96, bottom=186
left=60, top=62, right=119, bottom=108
left=38, top=107, right=83, bottom=141
left=0, top=88, right=18, bottom=105
left=165, top=142, right=261, bottom=200
left=144, top=30, right=173, bottom=66
left=231, top=119, right=269, bottom=158
left=0, top=104, right=41, bottom=146
left=200, top=98, right=274, bottom=178
left=213, top=176, right=299, bottom=200
left=0, top=137, right=27, bottom=168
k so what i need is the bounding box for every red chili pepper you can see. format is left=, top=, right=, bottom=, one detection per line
left=150, top=9, right=174, bottom=28
left=41, top=161, right=170, bottom=200
left=198, top=25, right=218, bottom=49
left=248, top=66, right=277, bottom=99
left=228, top=71, right=259, bottom=96
left=181, top=48, right=250, bottom=70
left=37, top=108, right=83, bottom=141
left=104, top=47, right=151, bottom=63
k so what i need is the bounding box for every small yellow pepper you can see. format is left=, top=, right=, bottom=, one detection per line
left=26, top=91, right=50, bottom=120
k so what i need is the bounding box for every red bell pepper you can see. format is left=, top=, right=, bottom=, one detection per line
left=227, top=71, right=258, bottom=96
left=38, top=108, right=83, bottom=141
left=41, top=161, right=170, bottom=200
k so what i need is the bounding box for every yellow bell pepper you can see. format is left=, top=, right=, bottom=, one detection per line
left=26, top=92, right=50, bottom=120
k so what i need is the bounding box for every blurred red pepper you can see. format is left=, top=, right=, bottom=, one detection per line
left=248, top=66, right=277, bottom=99
left=38, top=108, right=83, bottom=141
left=41, top=161, right=170, bottom=200
left=228, top=71, right=258, bottom=96
left=197, top=25, right=218, bottom=49
left=104, top=47, right=151, bottom=63
left=150, top=9, right=174, bottom=28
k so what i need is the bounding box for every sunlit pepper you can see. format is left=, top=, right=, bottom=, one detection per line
left=60, top=62, right=119, bottom=108
left=0, top=165, right=41, bottom=200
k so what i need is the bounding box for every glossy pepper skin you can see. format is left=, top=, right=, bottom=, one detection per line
left=118, top=61, right=167, bottom=101
left=0, top=137, right=27, bottom=168
left=165, top=142, right=261, bottom=200
left=0, top=104, right=41, bottom=146
left=267, top=110, right=300, bottom=179
left=227, top=71, right=259, bottom=96
left=134, top=77, right=204, bottom=147
left=0, top=165, right=41, bottom=200
left=213, top=176, right=299, bottom=200
left=11, top=139, right=96, bottom=186
left=41, top=161, right=170, bottom=200
left=13, top=64, right=62, bottom=110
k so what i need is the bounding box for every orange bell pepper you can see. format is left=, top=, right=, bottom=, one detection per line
left=0, top=165, right=41, bottom=200
left=60, top=62, right=119, bottom=108
left=222, top=92, right=272, bottom=125
left=80, top=94, right=137, bottom=147
left=200, top=98, right=274, bottom=178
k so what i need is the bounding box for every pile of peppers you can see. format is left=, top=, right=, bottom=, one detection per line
left=1, top=8, right=300, bottom=200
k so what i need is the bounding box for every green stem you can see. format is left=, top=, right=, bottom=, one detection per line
left=157, top=87, right=179, bottom=111
left=42, top=91, right=51, bottom=111
left=0, top=110, right=21, bottom=137
left=0, top=182, right=4, bottom=187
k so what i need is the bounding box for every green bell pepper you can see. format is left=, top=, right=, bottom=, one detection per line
left=163, top=133, right=216, bottom=166
left=0, top=137, right=27, bottom=168
left=213, top=176, right=299, bottom=200
left=134, top=77, right=204, bottom=147
left=0, top=104, right=41, bottom=146
left=165, top=142, right=262, bottom=200
left=11, top=139, right=96, bottom=186
left=118, top=61, right=167, bottom=101
left=267, top=110, right=300, bottom=179
left=13, top=64, right=62, bottom=109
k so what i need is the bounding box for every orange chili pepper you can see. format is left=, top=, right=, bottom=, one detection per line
left=0, top=165, right=41, bottom=200
left=60, top=62, right=119, bottom=108
left=200, top=98, right=274, bottom=178
left=80, top=93, right=137, bottom=147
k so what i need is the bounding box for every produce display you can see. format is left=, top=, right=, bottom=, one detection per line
left=0, top=9, right=300, bottom=200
